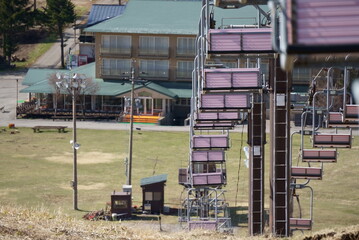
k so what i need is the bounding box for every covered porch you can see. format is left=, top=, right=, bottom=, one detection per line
left=19, top=63, right=191, bottom=124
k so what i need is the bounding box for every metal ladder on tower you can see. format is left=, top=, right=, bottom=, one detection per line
left=270, top=57, right=291, bottom=237
left=248, top=92, right=266, bottom=235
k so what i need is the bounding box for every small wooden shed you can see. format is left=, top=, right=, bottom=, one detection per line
left=111, top=191, right=132, bottom=217
left=140, top=174, right=167, bottom=214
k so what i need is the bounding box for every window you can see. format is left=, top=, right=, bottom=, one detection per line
left=102, top=96, right=122, bottom=111
left=177, top=61, right=194, bottom=79
left=101, top=35, right=131, bottom=55
left=102, top=58, right=131, bottom=77
left=177, top=37, right=195, bottom=56
left=139, top=36, right=169, bottom=56
left=145, top=192, right=162, bottom=201
left=140, top=60, right=169, bottom=78
left=145, top=192, right=153, bottom=201
left=114, top=200, right=128, bottom=209
left=154, top=99, right=163, bottom=110
left=153, top=192, right=162, bottom=201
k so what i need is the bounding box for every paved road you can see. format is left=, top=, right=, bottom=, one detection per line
left=31, top=29, right=76, bottom=68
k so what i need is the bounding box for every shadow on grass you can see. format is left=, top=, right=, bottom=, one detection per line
left=229, top=206, right=248, bottom=227
left=229, top=206, right=270, bottom=228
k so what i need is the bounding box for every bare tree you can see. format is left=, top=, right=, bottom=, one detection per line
left=48, top=72, right=99, bottom=116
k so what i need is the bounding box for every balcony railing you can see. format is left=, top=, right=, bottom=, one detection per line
left=176, top=70, right=192, bottom=80
left=100, top=47, right=131, bottom=56
left=138, top=49, right=169, bottom=57
left=176, top=50, right=196, bottom=58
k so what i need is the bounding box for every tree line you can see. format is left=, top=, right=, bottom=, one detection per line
left=0, top=0, right=76, bottom=69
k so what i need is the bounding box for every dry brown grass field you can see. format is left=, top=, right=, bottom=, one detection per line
left=0, top=127, right=358, bottom=239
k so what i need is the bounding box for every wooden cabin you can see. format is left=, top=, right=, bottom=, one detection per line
left=140, top=174, right=167, bottom=214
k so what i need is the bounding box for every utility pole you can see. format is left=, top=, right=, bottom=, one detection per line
left=72, top=87, right=78, bottom=210
left=127, top=60, right=135, bottom=186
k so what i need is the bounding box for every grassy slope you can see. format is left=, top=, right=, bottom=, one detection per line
left=0, top=127, right=358, bottom=237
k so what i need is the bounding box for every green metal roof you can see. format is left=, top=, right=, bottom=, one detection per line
left=85, top=0, right=266, bottom=35
left=23, top=68, right=67, bottom=86
left=159, top=81, right=192, bottom=98
left=140, top=174, right=168, bottom=186
left=20, top=63, right=192, bottom=98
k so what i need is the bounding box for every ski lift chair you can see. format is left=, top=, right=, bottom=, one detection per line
left=269, top=0, right=359, bottom=70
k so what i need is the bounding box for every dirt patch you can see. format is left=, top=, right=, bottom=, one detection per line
left=45, top=151, right=126, bottom=164
left=0, top=188, right=18, bottom=197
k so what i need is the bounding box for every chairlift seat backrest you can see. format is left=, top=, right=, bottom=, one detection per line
left=328, top=112, right=343, bottom=123
left=204, top=68, right=261, bottom=90
left=200, top=93, right=250, bottom=110
left=193, top=123, right=234, bottom=130
left=285, top=0, right=359, bottom=54
left=192, top=135, right=229, bottom=149
left=291, top=166, right=322, bottom=180
left=313, top=133, right=352, bottom=148
left=302, top=149, right=337, bottom=162
left=196, top=112, right=242, bottom=122
left=178, top=168, right=188, bottom=185
left=290, top=218, right=312, bottom=230
left=345, top=105, right=359, bottom=118
left=208, top=28, right=273, bottom=53
left=192, top=172, right=225, bottom=186
left=188, top=221, right=217, bottom=231
left=192, top=150, right=225, bottom=162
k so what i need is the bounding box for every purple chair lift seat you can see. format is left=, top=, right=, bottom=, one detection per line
left=203, top=68, right=261, bottom=91
left=208, top=28, right=273, bottom=53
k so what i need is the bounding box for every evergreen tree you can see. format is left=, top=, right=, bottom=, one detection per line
left=44, top=0, right=76, bottom=69
left=0, top=0, right=31, bottom=66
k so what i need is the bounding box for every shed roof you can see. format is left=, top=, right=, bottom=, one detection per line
left=86, top=4, right=126, bottom=27
left=140, top=174, right=168, bottom=186
left=85, top=0, right=266, bottom=35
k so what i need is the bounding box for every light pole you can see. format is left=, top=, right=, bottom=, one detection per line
left=56, top=72, right=86, bottom=210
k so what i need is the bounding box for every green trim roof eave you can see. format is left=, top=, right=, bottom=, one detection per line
left=140, top=174, right=168, bottom=186
left=84, top=0, right=267, bottom=35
